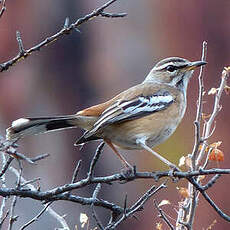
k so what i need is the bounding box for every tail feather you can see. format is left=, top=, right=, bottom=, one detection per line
left=6, top=115, right=80, bottom=140
left=74, top=131, right=101, bottom=146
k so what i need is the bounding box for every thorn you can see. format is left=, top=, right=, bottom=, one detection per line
left=74, top=27, right=81, bottom=33
left=64, top=17, right=69, bottom=29
left=16, top=31, right=25, bottom=55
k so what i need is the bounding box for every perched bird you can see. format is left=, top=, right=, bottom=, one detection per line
left=6, top=57, right=206, bottom=168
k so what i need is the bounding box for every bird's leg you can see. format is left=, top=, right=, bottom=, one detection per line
left=104, top=139, right=132, bottom=169
left=136, top=138, right=179, bottom=171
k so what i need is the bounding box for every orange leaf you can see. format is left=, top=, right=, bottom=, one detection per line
left=209, top=149, right=224, bottom=162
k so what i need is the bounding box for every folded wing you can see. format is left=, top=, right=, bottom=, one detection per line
left=84, top=90, right=174, bottom=138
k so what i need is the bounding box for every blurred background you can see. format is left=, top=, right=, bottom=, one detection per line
left=0, top=0, right=230, bottom=229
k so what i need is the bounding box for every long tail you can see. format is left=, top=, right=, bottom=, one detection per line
left=6, top=115, right=96, bottom=141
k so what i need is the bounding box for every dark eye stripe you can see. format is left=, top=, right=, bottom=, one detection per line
left=162, top=64, right=188, bottom=71
left=166, top=65, right=177, bottom=72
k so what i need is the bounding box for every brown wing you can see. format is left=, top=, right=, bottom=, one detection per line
left=76, top=83, right=165, bottom=117
left=76, top=83, right=174, bottom=141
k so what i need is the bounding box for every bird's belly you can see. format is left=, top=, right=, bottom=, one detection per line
left=101, top=116, right=178, bottom=150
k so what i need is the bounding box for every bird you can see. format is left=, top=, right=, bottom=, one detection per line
left=6, top=57, right=206, bottom=169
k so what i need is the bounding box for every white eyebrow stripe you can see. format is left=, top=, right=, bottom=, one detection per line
left=153, top=62, right=175, bottom=70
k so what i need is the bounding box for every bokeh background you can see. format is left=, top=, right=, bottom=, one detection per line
left=0, top=0, right=230, bottom=229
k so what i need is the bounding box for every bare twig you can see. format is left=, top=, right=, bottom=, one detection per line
left=0, top=139, right=34, bottom=164
left=196, top=67, right=230, bottom=165
left=7, top=160, right=23, bottom=230
left=176, top=43, right=230, bottom=230
left=16, top=31, right=25, bottom=55
left=0, top=168, right=229, bottom=200
left=100, top=12, right=127, bottom=18
left=30, top=153, right=50, bottom=163
left=154, top=200, right=174, bottom=230
left=0, top=210, right=9, bottom=229
left=46, top=206, right=70, bottom=230
left=0, top=139, right=48, bottom=165
left=0, top=156, right=14, bottom=178
left=184, top=41, right=207, bottom=230
left=202, top=174, right=221, bottom=191
left=0, top=153, right=9, bottom=228
left=20, top=202, right=52, bottom=230
left=71, top=159, right=82, bottom=183
left=191, top=41, right=208, bottom=170
left=0, top=0, right=127, bottom=72
left=188, top=178, right=230, bottom=222
left=8, top=166, right=70, bottom=229
left=91, top=183, right=104, bottom=230
left=21, top=178, right=41, bottom=188
left=88, top=142, right=105, bottom=179
left=106, top=182, right=167, bottom=229
left=92, top=183, right=102, bottom=200
left=8, top=196, right=18, bottom=230
left=0, top=143, right=229, bottom=229
left=0, top=0, right=6, bottom=18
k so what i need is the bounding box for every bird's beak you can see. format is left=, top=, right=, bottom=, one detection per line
left=185, top=61, right=207, bottom=71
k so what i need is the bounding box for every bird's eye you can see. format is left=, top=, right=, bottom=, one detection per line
left=166, top=65, right=176, bottom=72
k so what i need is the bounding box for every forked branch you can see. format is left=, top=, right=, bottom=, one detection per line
left=0, top=0, right=127, bottom=72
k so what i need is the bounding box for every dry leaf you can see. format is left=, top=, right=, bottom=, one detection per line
left=199, top=175, right=206, bottom=181
left=224, top=66, right=230, bottom=73
left=185, top=156, right=192, bottom=168
left=156, top=222, right=163, bottom=230
left=209, top=141, right=222, bottom=149
left=178, top=156, right=185, bottom=167
left=177, top=187, right=190, bottom=198
left=158, top=200, right=171, bottom=207
left=178, top=156, right=192, bottom=168
left=208, top=87, right=218, bottom=95
left=224, top=85, right=230, bottom=95
left=80, top=213, right=88, bottom=228
left=202, top=113, right=211, bottom=120
left=206, top=219, right=217, bottom=230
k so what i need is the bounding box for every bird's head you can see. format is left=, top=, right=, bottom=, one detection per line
left=144, top=57, right=207, bottom=92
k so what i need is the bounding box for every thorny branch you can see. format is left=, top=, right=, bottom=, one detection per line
left=177, top=41, right=208, bottom=230
left=191, top=41, right=208, bottom=169
left=176, top=42, right=230, bottom=230
left=20, top=202, right=53, bottom=230
left=0, top=3, right=229, bottom=228
left=7, top=159, right=71, bottom=230
left=106, top=182, right=167, bottom=229
left=0, top=136, right=230, bottom=229
left=154, top=200, right=174, bottom=230
left=0, top=0, right=127, bottom=72
left=196, top=66, right=230, bottom=165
